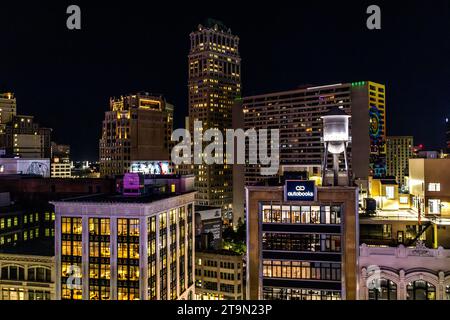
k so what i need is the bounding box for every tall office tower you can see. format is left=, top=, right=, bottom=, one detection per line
left=52, top=188, right=196, bottom=300
left=51, top=142, right=71, bottom=178
left=386, top=136, right=413, bottom=190
left=188, top=20, right=241, bottom=212
left=0, top=92, right=17, bottom=126
left=240, top=81, right=386, bottom=186
left=0, top=115, right=51, bottom=158
left=99, top=93, right=174, bottom=177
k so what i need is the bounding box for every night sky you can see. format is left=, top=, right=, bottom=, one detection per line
left=1, top=0, right=449, bottom=160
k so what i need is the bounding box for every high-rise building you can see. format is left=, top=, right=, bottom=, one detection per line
left=245, top=179, right=359, bottom=300
left=188, top=20, right=241, bottom=211
left=0, top=115, right=51, bottom=159
left=239, top=81, right=386, bottom=186
left=0, top=92, right=16, bottom=126
left=51, top=142, right=71, bottom=178
left=386, top=136, right=413, bottom=189
left=99, top=93, right=174, bottom=177
left=52, top=188, right=196, bottom=300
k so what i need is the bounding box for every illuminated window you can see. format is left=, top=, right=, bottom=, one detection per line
left=429, top=199, right=441, bottom=214
left=399, top=196, right=409, bottom=204
left=386, top=186, right=395, bottom=199
left=428, top=183, right=441, bottom=192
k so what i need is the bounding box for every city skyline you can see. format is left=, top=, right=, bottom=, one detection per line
left=1, top=1, right=450, bottom=160
left=1, top=1, right=450, bottom=304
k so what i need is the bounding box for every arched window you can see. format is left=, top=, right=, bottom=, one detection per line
left=28, top=267, right=52, bottom=282
left=407, top=280, right=436, bottom=300
left=0, top=265, right=25, bottom=281
left=368, top=278, right=397, bottom=300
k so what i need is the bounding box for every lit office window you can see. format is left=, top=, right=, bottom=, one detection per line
left=428, top=183, right=441, bottom=192
left=117, top=218, right=140, bottom=300
left=148, top=216, right=157, bottom=300
left=61, top=217, right=82, bottom=300
left=89, top=218, right=111, bottom=300
left=385, top=186, right=395, bottom=199
left=428, top=199, right=441, bottom=214
left=399, top=196, right=409, bottom=204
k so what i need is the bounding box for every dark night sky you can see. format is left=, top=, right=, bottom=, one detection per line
left=1, top=1, right=449, bottom=160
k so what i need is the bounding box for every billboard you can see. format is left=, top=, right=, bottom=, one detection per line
left=130, top=161, right=170, bottom=175
left=285, top=180, right=316, bottom=202
left=0, top=158, right=50, bottom=177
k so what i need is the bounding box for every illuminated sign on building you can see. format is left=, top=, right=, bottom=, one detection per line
left=130, top=161, right=170, bottom=175
left=285, top=180, right=316, bottom=201
left=123, top=173, right=144, bottom=196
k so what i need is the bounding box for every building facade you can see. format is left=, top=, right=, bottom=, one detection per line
left=51, top=142, right=71, bottom=178
left=246, top=181, right=359, bottom=300
left=0, top=192, right=55, bottom=248
left=99, top=93, right=174, bottom=177
left=359, top=244, right=450, bottom=300
left=195, top=250, right=244, bottom=300
left=188, top=20, right=241, bottom=211
left=386, top=136, right=413, bottom=190
left=0, top=253, right=55, bottom=300
left=52, top=191, right=195, bottom=300
left=409, top=158, right=450, bottom=217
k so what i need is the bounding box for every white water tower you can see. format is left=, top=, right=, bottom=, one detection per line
left=321, top=107, right=351, bottom=186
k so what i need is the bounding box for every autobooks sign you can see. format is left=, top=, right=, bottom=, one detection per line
left=285, top=180, right=316, bottom=202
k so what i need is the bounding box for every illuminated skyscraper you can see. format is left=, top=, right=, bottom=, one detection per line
left=188, top=20, right=241, bottom=212
left=99, top=93, right=174, bottom=177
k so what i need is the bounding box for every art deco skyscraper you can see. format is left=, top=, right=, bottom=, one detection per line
left=188, top=20, right=241, bottom=212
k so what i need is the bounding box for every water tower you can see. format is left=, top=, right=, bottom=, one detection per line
left=321, top=107, right=351, bottom=186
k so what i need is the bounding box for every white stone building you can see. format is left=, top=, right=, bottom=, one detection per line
left=359, top=243, right=450, bottom=300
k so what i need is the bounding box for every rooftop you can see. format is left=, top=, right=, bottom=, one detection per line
left=57, top=191, right=195, bottom=205
left=196, top=249, right=243, bottom=257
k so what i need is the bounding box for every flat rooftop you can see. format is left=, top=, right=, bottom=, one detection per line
left=196, top=249, right=242, bottom=257
left=57, top=191, right=195, bottom=204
